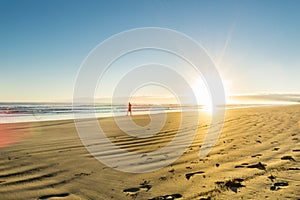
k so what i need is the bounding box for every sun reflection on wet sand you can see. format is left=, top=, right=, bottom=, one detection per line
left=0, top=123, right=30, bottom=148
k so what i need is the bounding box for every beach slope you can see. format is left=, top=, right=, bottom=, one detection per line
left=0, top=105, right=299, bottom=199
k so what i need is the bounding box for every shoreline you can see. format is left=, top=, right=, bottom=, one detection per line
left=1, top=103, right=299, bottom=125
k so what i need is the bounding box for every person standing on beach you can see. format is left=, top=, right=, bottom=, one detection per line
left=127, top=102, right=132, bottom=116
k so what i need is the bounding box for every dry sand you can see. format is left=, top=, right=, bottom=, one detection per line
left=0, top=105, right=299, bottom=200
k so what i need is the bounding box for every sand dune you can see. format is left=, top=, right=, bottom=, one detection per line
left=0, top=105, right=299, bottom=199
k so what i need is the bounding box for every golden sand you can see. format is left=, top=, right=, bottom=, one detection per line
left=0, top=105, right=299, bottom=199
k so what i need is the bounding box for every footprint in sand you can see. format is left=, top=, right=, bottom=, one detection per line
left=288, top=167, right=300, bottom=170
left=281, top=155, right=296, bottom=161
left=274, top=182, right=289, bottom=187
left=268, top=175, right=276, bottom=182
left=215, top=178, right=245, bottom=193
left=38, top=193, right=70, bottom=200
left=247, top=162, right=267, bottom=170
left=185, top=171, right=205, bottom=180
left=149, top=193, right=182, bottom=200
left=74, top=172, right=90, bottom=177
left=199, top=197, right=211, bottom=200
left=159, top=176, right=167, bottom=181
left=123, top=181, right=152, bottom=196
left=234, top=163, right=249, bottom=168
left=123, top=187, right=140, bottom=195
left=235, top=162, right=266, bottom=170
left=270, top=181, right=289, bottom=191
left=251, top=154, right=262, bottom=158
left=224, top=179, right=245, bottom=193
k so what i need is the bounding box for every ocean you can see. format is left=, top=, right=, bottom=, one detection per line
left=0, top=103, right=182, bottom=124
left=0, top=101, right=297, bottom=124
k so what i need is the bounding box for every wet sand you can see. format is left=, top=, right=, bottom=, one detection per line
left=0, top=105, right=299, bottom=200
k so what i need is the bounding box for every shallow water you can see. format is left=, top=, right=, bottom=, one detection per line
left=0, top=102, right=297, bottom=124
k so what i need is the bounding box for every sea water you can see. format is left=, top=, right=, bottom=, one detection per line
left=0, top=103, right=181, bottom=124
left=0, top=102, right=296, bottom=124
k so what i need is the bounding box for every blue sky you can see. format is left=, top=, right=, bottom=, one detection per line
left=0, top=0, right=299, bottom=102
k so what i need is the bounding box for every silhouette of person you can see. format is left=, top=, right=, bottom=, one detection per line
left=127, top=102, right=132, bottom=116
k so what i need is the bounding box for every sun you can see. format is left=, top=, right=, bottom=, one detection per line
left=192, top=76, right=230, bottom=114
left=191, top=77, right=213, bottom=114
left=202, top=102, right=213, bottom=114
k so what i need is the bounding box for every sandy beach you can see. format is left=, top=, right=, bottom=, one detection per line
left=0, top=105, right=299, bottom=200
